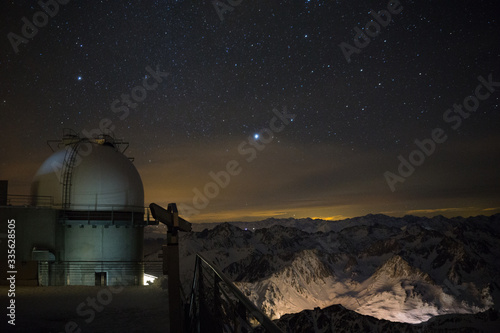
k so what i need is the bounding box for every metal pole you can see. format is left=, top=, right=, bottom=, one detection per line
left=149, top=203, right=192, bottom=333
left=167, top=227, right=182, bottom=332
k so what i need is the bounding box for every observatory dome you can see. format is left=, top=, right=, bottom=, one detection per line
left=31, top=141, right=144, bottom=212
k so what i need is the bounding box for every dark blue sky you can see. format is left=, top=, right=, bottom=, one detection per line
left=1, top=0, right=499, bottom=221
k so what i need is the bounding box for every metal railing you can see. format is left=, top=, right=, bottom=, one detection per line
left=36, top=261, right=147, bottom=286
left=187, top=253, right=283, bottom=333
left=2, top=194, right=54, bottom=207
left=58, top=208, right=148, bottom=225
left=2, top=196, right=154, bottom=224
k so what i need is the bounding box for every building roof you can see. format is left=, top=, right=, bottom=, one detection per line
left=31, top=140, right=144, bottom=212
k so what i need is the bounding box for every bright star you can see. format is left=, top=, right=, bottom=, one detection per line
left=254, top=134, right=259, bottom=140
left=77, top=76, right=82, bottom=81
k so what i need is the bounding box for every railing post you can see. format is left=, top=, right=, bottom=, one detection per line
left=213, top=272, right=222, bottom=332
left=198, top=257, right=209, bottom=333
left=195, top=256, right=203, bottom=333
left=187, top=256, right=199, bottom=333
left=235, top=300, right=247, bottom=332
left=194, top=254, right=283, bottom=333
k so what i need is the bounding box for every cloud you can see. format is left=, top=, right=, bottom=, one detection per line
left=405, top=208, right=465, bottom=215
left=3, top=128, right=499, bottom=223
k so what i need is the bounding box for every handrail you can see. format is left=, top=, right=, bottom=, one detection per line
left=2, top=197, right=153, bottom=224
left=3, top=194, right=54, bottom=207
left=3, top=195, right=147, bottom=211
left=194, top=253, right=283, bottom=333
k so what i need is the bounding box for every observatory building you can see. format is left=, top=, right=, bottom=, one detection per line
left=0, top=131, right=151, bottom=286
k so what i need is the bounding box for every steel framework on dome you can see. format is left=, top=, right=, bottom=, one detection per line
left=46, top=129, right=133, bottom=211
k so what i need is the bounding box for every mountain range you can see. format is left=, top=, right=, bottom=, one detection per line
left=145, top=213, right=500, bottom=331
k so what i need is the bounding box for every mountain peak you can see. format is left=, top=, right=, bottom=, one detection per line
left=374, top=255, right=433, bottom=283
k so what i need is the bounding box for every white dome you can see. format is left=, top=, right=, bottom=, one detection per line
left=31, top=142, right=144, bottom=212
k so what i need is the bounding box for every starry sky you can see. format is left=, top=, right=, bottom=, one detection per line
left=0, top=0, right=499, bottom=222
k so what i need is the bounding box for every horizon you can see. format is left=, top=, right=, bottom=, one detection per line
left=4, top=171, right=500, bottom=223
left=147, top=210, right=500, bottom=227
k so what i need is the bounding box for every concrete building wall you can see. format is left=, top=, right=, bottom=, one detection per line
left=62, top=224, right=144, bottom=286
left=63, top=262, right=143, bottom=286
left=0, top=206, right=59, bottom=285
left=1, top=206, right=145, bottom=286
left=63, top=225, right=143, bottom=261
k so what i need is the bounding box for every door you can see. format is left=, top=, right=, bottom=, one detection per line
left=95, top=272, right=107, bottom=286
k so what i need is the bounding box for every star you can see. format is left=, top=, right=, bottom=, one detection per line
left=1, top=0, right=498, bottom=224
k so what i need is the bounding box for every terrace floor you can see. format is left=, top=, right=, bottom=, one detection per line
left=0, top=285, right=170, bottom=333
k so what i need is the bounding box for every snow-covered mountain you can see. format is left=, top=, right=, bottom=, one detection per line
left=147, top=213, right=500, bottom=327
left=269, top=305, right=500, bottom=333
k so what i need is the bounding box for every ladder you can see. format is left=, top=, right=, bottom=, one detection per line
left=61, top=142, right=80, bottom=210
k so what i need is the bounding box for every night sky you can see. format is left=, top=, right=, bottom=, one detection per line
left=1, top=0, right=499, bottom=222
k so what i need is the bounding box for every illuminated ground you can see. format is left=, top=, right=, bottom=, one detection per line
left=0, top=286, right=169, bottom=333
